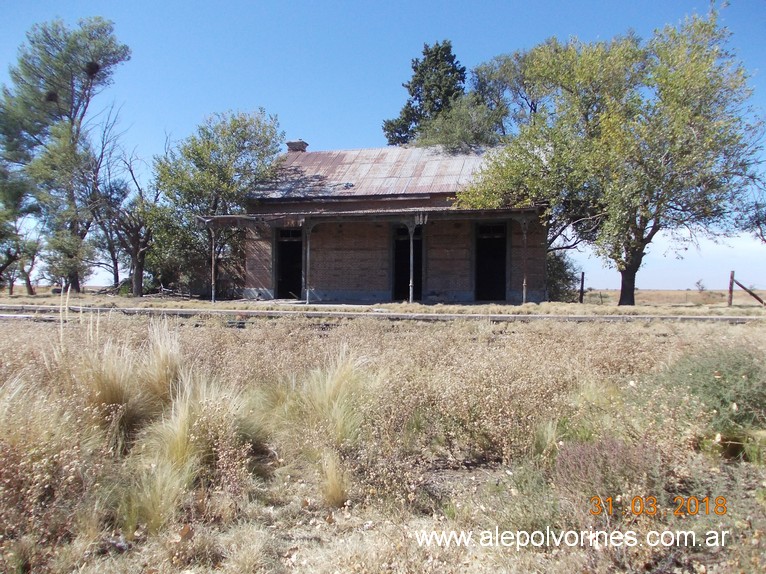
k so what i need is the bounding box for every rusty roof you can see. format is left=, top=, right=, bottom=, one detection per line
left=254, top=146, right=487, bottom=199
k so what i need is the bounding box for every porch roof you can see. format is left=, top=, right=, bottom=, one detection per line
left=198, top=206, right=540, bottom=229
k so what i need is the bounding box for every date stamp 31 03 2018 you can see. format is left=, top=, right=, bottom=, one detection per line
left=589, top=495, right=728, bottom=518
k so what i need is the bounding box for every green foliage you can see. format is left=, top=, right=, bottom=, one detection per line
left=415, top=93, right=504, bottom=151
left=0, top=18, right=131, bottom=291
left=750, top=202, right=766, bottom=242
left=462, top=11, right=764, bottom=305
left=546, top=251, right=581, bottom=302
left=0, top=160, right=37, bottom=280
left=1, top=18, right=130, bottom=148
left=41, top=228, right=94, bottom=286
left=661, top=347, right=766, bottom=460
left=382, top=40, right=466, bottom=145
left=497, top=464, right=560, bottom=532
left=152, top=110, right=283, bottom=295
left=471, top=48, right=551, bottom=133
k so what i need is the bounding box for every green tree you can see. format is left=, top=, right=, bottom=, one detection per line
left=415, top=92, right=504, bottom=151
left=546, top=251, right=581, bottom=302
left=153, top=110, right=283, bottom=297
left=15, top=235, right=43, bottom=295
left=417, top=48, right=556, bottom=151
left=89, top=178, right=129, bottom=288
left=0, top=161, right=37, bottom=280
left=111, top=154, right=161, bottom=297
left=0, top=17, right=130, bottom=291
left=383, top=40, right=466, bottom=145
left=115, top=187, right=159, bottom=298
left=462, top=11, right=763, bottom=305
left=753, top=206, right=766, bottom=242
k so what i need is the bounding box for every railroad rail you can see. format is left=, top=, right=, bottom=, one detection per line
left=0, top=304, right=763, bottom=324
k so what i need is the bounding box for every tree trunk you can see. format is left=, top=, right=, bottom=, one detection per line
left=0, top=252, right=18, bottom=277
left=131, top=255, right=144, bottom=297
left=111, top=255, right=120, bottom=288
left=68, top=271, right=81, bottom=293
left=22, top=271, right=35, bottom=295
left=618, top=267, right=638, bottom=306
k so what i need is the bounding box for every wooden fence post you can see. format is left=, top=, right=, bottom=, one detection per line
left=728, top=271, right=734, bottom=307
left=733, top=277, right=765, bottom=306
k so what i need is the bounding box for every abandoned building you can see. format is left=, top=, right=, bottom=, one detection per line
left=208, top=141, right=547, bottom=304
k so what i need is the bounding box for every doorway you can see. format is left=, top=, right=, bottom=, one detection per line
left=475, top=223, right=506, bottom=301
left=276, top=228, right=302, bottom=299
left=393, top=226, right=422, bottom=301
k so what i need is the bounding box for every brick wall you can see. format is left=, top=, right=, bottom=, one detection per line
left=423, top=220, right=473, bottom=301
left=309, top=222, right=390, bottom=299
left=244, top=225, right=273, bottom=297
left=242, top=216, right=548, bottom=303
left=509, top=218, right=547, bottom=302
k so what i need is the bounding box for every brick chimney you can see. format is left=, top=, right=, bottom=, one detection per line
left=286, top=139, right=308, bottom=152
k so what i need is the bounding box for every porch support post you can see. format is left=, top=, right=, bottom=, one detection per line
left=304, top=220, right=315, bottom=304
left=407, top=221, right=415, bottom=304
left=520, top=217, right=529, bottom=304
left=210, top=227, right=216, bottom=304
left=405, top=220, right=417, bottom=303
left=405, top=214, right=428, bottom=304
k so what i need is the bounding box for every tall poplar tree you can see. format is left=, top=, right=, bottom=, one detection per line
left=0, top=17, right=130, bottom=291
left=382, top=40, right=466, bottom=146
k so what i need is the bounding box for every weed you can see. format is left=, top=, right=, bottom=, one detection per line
left=553, top=438, right=662, bottom=524
left=661, top=346, right=766, bottom=460
left=0, top=313, right=763, bottom=572
left=117, top=458, right=195, bottom=535
left=321, top=449, right=349, bottom=507
left=139, top=318, right=183, bottom=407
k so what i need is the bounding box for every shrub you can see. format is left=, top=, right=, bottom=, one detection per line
left=660, top=347, right=766, bottom=460
left=546, top=251, right=581, bottom=302
left=139, top=319, right=183, bottom=407
left=0, top=379, right=105, bottom=551
left=553, top=438, right=662, bottom=524
left=80, top=342, right=155, bottom=454
left=493, top=464, right=560, bottom=533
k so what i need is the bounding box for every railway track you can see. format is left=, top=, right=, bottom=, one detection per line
left=0, top=304, right=762, bottom=324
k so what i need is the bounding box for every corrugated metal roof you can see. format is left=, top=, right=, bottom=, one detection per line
left=254, top=146, right=487, bottom=199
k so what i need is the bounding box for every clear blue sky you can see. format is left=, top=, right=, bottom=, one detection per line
left=2, top=0, right=765, bottom=290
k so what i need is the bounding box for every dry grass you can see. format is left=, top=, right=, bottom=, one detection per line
left=1, top=287, right=765, bottom=317
left=0, top=313, right=764, bottom=572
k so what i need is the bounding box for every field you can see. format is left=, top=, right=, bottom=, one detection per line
left=1, top=287, right=765, bottom=318
left=1, top=307, right=765, bottom=573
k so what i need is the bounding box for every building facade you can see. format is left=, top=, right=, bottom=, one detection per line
left=211, top=143, right=547, bottom=304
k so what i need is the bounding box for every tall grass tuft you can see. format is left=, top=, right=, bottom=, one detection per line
left=257, top=348, right=370, bottom=453
left=0, top=378, right=104, bottom=550
left=80, top=341, right=154, bottom=454
left=118, top=457, right=197, bottom=535
left=140, top=318, right=183, bottom=407
left=321, top=449, right=349, bottom=507
left=139, top=370, right=256, bottom=499
left=299, top=350, right=367, bottom=448
left=252, top=348, right=373, bottom=506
